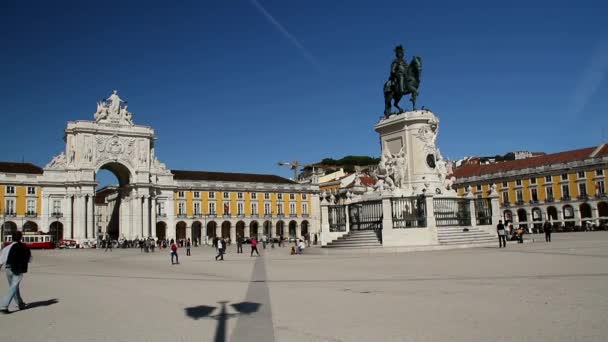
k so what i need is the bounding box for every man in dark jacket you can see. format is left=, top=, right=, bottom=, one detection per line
left=543, top=220, right=552, bottom=242
left=496, top=220, right=506, bottom=248
left=0, top=231, right=32, bottom=313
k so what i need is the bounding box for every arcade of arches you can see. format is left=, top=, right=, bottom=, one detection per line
left=503, top=201, right=608, bottom=229
left=153, top=219, right=313, bottom=244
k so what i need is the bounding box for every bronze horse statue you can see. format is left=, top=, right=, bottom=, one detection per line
left=383, top=56, right=422, bottom=117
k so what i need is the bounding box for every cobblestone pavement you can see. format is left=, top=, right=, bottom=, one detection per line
left=1, top=232, right=607, bottom=342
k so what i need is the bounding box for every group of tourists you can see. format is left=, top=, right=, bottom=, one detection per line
left=496, top=219, right=553, bottom=247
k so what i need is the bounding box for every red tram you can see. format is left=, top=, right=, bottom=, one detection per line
left=3, top=232, right=55, bottom=249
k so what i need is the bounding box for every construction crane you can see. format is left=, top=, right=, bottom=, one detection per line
left=277, top=160, right=301, bottom=181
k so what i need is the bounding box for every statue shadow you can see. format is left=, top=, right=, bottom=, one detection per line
left=185, top=301, right=261, bottom=342
left=22, top=298, right=59, bottom=311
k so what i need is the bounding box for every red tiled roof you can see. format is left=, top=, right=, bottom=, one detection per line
left=171, top=170, right=296, bottom=184
left=0, top=162, right=43, bottom=175
left=453, top=144, right=607, bottom=179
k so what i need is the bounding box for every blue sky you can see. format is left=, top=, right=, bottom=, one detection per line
left=1, top=0, right=607, bottom=184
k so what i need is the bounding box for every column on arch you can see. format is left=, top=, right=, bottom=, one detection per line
left=296, top=221, right=301, bottom=239
left=142, top=195, right=150, bottom=238
left=151, top=196, right=157, bottom=237
left=64, top=194, right=73, bottom=239
left=86, top=194, right=94, bottom=239
left=77, top=195, right=86, bottom=240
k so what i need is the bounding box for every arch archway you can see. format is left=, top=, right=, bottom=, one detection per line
left=49, top=221, right=64, bottom=242
left=250, top=221, right=259, bottom=238
left=236, top=221, right=245, bottom=238
left=23, top=221, right=38, bottom=233
left=2, top=221, right=17, bottom=236
left=301, top=220, right=309, bottom=237
left=176, top=221, right=187, bottom=241
left=275, top=220, right=285, bottom=236
left=288, top=220, right=297, bottom=238
left=547, top=206, right=558, bottom=221
left=263, top=220, right=272, bottom=237
left=562, top=205, right=575, bottom=230
left=207, top=221, right=217, bottom=239
left=221, top=221, right=231, bottom=239
left=156, top=221, right=167, bottom=240
left=95, top=161, right=133, bottom=240
left=531, top=207, right=542, bottom=233
left=192, top=221, right=202, bottom=244
left=516, top=209, right=528, bottom=229
left=598, top=202, right=608, bottom=226
left=580, top=203, right=593, bottom=228
left=503, top=210, right=513, bottom=224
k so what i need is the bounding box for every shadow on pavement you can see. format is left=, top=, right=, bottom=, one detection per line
left=185, top=301, right=261, bottom=342
left=23, top=299, right=59, bottom=310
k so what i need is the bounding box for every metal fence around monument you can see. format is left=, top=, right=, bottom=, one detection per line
left=391, top=197, right=427, bottom=228
left=474, top=198, right=493, bottom=225
left=433, top=198, right=471, bottom=226
left=349, top=200, right=383, bottom=230
left=328, top=205, right=347, bottom=232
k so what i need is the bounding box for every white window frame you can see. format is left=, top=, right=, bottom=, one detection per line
left=223, top=192, right=229, bottom=199
left=545, top=186, right=553, bottom=199
left=476, top=184, right=482, bottom=191
left=502, top=191, right=509, bottom=203
left=223, top=202, right=230, bottom=215
left=302, top=193, right=307, bottom=200
left=561, top=173, right=568, bottom=181
left=530, top=178, right=536, bottom=185
left=302, top=202, right=308, bottom=215
left=502, top=181, right=508, bottom=188
left=577, top=171, right=586, bottom=179
left=237, top=202, right=244, bottom=215
left=264, top=202, right=271, bottom=215
left=27, top=199, right=36, bottom=215
left=597, top=180, right=605, bottom=195
left=6, top=186, right=15, bottom=195
left=5, top=199, right=15, bottom=214
left=178, top=201, right=186, bottom=215
left=251, top=202, right=258, bottom=215
left=516, top=190, right=523, bottom=202
left=27, top=186, right=36, bottom=195
left=52, top=199, right=62, bottom=214
left=264, top=193, right=270, bottom=200
left=209, top=191, right=216, bottom=199
left=178, top=191, right=185, bottom=198
left=579, top=183, right=587, bottom=197
left=562, top=184, right=570, bottom=199
left=289, top=202, right=296, bottom=215
left=194, top=202, right=201, bottom=215
left=209, top=202, right=216, bottom=215
left=530, top=188, right=538, bottom=202
left=277, top=202, right=283, bottom=215
left=597, top=169, right=604, bottom=176
left=277, top=193, right=283, bottom=200
left=158, top=201, right=166, bottom=216
left=545, top=176, right=552, bottom=183
left=289, top=194, right=295, bottom=200
left=516, top=179, right=522, bottom=186
left=237, top=192, right=243, bottom=199
left=251, top=192, right=257, bottom=200
left=193, top=191, right=200, bottom=199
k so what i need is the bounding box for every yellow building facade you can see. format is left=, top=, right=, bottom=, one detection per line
left=454, top=144, right=608, bottom=231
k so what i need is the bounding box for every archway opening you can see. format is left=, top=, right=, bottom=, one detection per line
left=301, top=220, right=309, bottom=237
left=531, top=207, right=542, bottom=233
left=192, top=221, right=202, bottom=245
left=250, top=221, right=259, bottom=238
left=2, top=222, right=18, bottom=243
left=517, top=209, right=528, bottom=229
left=156, top=221, right=167, bottom=240
left=503, top=210, right=513, bottom=224
left=176, top=221, right=187, bottom=242
left=562, top=205, right=575, bottom=229
left=96, top=162, right=132, bottom=240
left=221, top=221, right=231, bottom=239
left=49, top=221, right=64, bottom=242
left=275, top=220, right=284, bottom=236
left=23, top=221, right=38, bottom=233
left=288, top=220, right=297, bottom=238
left=598, top=202, right=608, bottom=227
left=547, top=206, right=558, bottom=221
left=580, top=203, right=593, bottom=229
left=236, top=221, right=245, bottom=238
left=263, top=221, right=272, bottom=237
left=207, top=221, right=217, bottom=241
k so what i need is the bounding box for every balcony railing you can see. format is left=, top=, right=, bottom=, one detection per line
left=158, top=213, right=167, bottom=217
left=562, top=196, right=571, bottom=201
left=516, top=200, right=524, bottom=205
left=578, top=195, right=589, bottom=201
left=25, top=211, right=37, bottom=217
left=545, top=197, right=554, bottom=203
left=192, top=213, right=202, bottom=218
left=302, top=214, right=309, bottom=218
left=4, top=211, right=15, bottom=217
left=177, top=213, right=187, bottom=218
left=289, top=214, right=297, bottom=217
left=51, top=212, right=63, bottom=218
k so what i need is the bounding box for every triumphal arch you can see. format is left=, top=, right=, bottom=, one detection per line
left=42, top=91, right=175, bottom=240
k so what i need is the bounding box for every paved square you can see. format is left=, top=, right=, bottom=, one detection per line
left=1, top=232, right=607, bottom=342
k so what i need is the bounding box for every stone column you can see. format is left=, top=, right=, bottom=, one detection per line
left=320, top=201, right=330, bottom=245
left=245, top=224, right=250, bottom=238
left=87, top=194, right=94, bottom=239
left=574, top=206, right=582, bottom=227
left=424, top=194, right=438, bottom=244
left=77, top=194, right=86, bottom=240
left=65, top=194, right=73, bottom=239
left=186, top=224, right=192, bottom=241
left=468, top=199, right=477, bottom=228
left=592, top=205, right=599, bottom=226
left=229, top=222, right=236, bottom=242
left=143, top=196, right=150, bottom=238
left=215, top=225, right=221, bottom=238
left=151, top=196, right=157, bottom=237
left=41, top=195, right=49, bottom=233
left=296, top=221, right=302, bottom=239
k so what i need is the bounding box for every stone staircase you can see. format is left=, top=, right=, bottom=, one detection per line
left=436, top=226, right=496, bottom=245
left=323, top=230, right=383, bottom=248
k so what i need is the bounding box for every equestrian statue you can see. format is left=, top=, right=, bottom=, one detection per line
left=383, top=44, right=422, bottom=117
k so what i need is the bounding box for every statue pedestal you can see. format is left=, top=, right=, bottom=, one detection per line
left=374, top=110, right=445, bottom=196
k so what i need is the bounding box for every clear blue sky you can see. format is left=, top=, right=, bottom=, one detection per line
left=1, top=0, right=607, bottom=184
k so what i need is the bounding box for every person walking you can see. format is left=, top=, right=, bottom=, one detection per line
left=215, top=238, right=225, bottom=261
left=0, top=231, right=32, bottom=314
left=497, top=220, right=506, bottom=248
left=236, top=235, right=243, bottom=254
left=250, top=237, right=260, bottom=257
left=262, top=235, right=267, bottom=249
left=543, top=220, right=552, bottom=242
left=186, top=238, right=191, bottom=256
left=170, top=239, right=179, bottom=265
